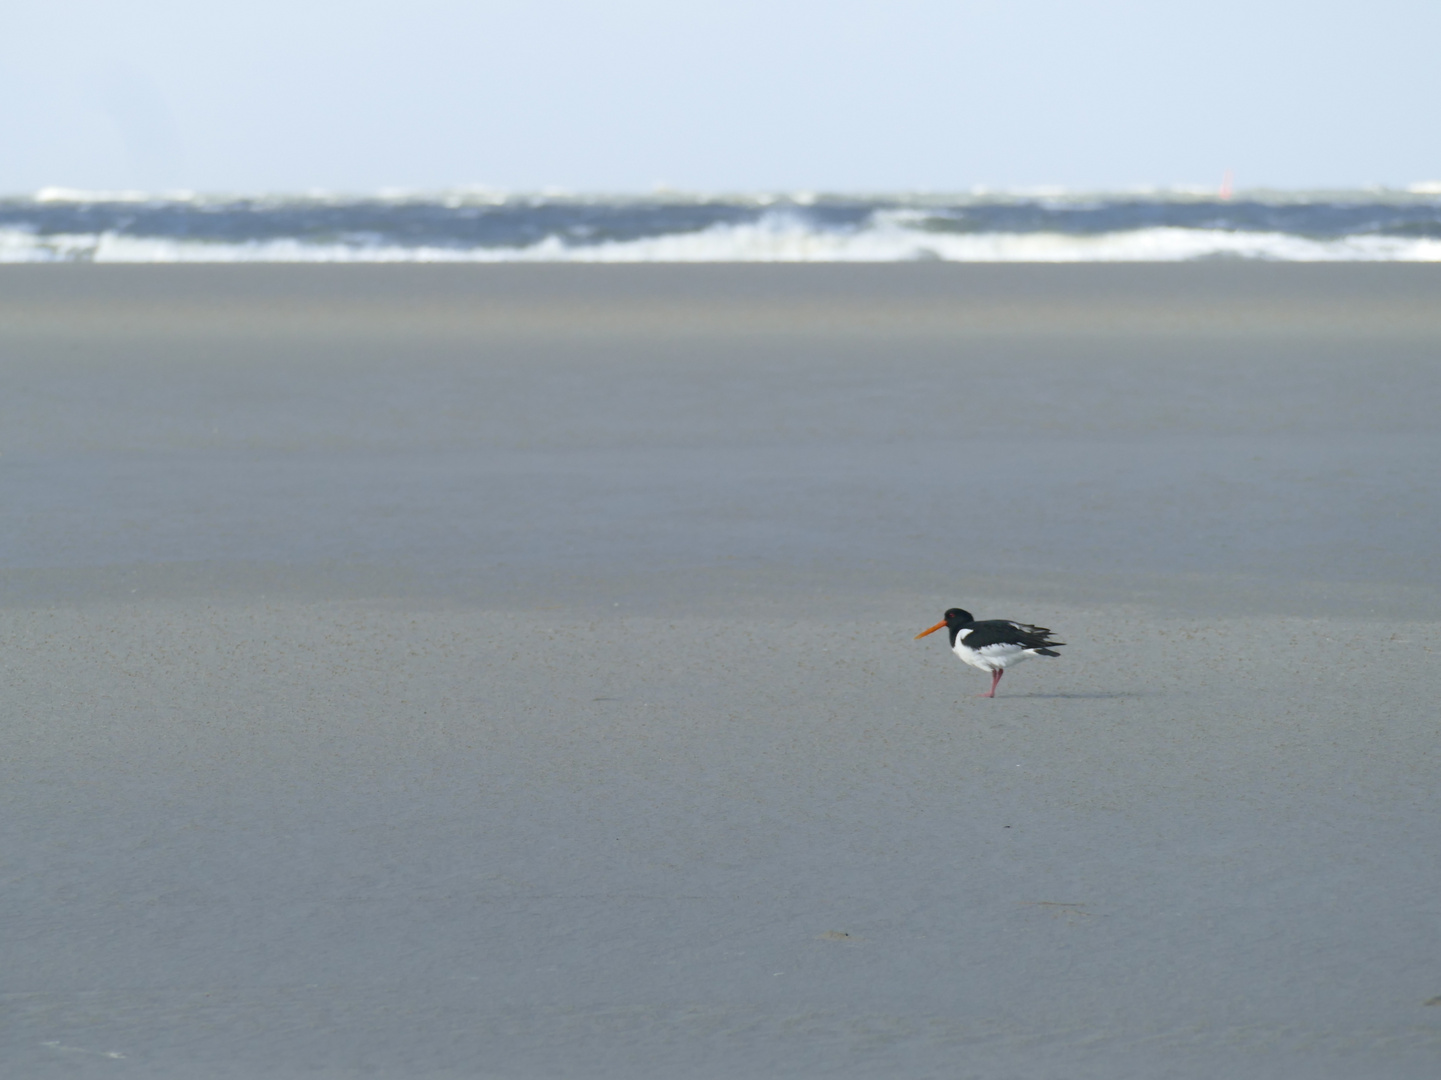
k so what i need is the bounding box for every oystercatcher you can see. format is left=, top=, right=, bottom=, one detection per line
left=915, top=608, right=1064, bottom=698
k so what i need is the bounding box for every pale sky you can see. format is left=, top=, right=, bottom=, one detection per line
left=3, top=0, right=1437, bottom=195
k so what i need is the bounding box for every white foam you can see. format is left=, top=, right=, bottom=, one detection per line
left=2, top=211, right=1439, bottom=263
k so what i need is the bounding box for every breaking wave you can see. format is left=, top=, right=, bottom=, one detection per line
left=3, top=191, right=1440, bottom=262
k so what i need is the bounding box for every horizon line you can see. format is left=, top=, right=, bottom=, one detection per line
left=7, top=182, right=1441, bottom=204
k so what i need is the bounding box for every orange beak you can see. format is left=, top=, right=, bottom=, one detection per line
left=914, top=619, right=948, bottom=640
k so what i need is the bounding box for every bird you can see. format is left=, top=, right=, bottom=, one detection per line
left=915, top=608, right=1064, bottom=698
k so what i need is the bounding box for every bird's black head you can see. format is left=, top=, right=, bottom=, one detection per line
left=915, top=607, right=975, bottom=640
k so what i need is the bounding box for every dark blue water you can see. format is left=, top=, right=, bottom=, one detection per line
left=3, top=192, right=1439, bottom=259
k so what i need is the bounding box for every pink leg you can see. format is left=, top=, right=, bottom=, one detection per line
left=980, top=669, right=1004, bottom=698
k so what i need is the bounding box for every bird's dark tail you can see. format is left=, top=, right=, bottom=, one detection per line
left=1034, top=646, right=1063, bottom=656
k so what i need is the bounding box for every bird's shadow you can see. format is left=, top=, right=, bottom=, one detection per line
left=999, top=691, right=1155, bottom=700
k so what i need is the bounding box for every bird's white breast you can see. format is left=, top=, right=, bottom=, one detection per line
left=952, top=629, right=1035, bottom=671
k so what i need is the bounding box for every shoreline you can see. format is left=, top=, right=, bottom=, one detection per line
left=3, top=262, right=1440, bottom=341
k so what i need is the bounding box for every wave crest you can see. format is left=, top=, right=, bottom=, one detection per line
left=3, top=201, right=1441, bottom=263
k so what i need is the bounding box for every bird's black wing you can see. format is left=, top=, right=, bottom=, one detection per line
left=965, top=620, right=1066, bottom=653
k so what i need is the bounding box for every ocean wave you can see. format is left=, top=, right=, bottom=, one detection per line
left=3, top=215, right=1440, bottom=264
left=4, top=192, right=1441, bottom=263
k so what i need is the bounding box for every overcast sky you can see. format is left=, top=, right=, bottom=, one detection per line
left=3, top=0, right=1437, bottom=195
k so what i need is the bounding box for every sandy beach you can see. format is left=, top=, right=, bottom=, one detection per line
left=3, top=264, right=1440, bottom=1078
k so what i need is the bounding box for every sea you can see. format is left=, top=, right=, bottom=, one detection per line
left=3, top=187, right=1441, bottom=262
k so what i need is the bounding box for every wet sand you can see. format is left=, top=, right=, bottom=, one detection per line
left=3, top=265, right=1440, bottom=1077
